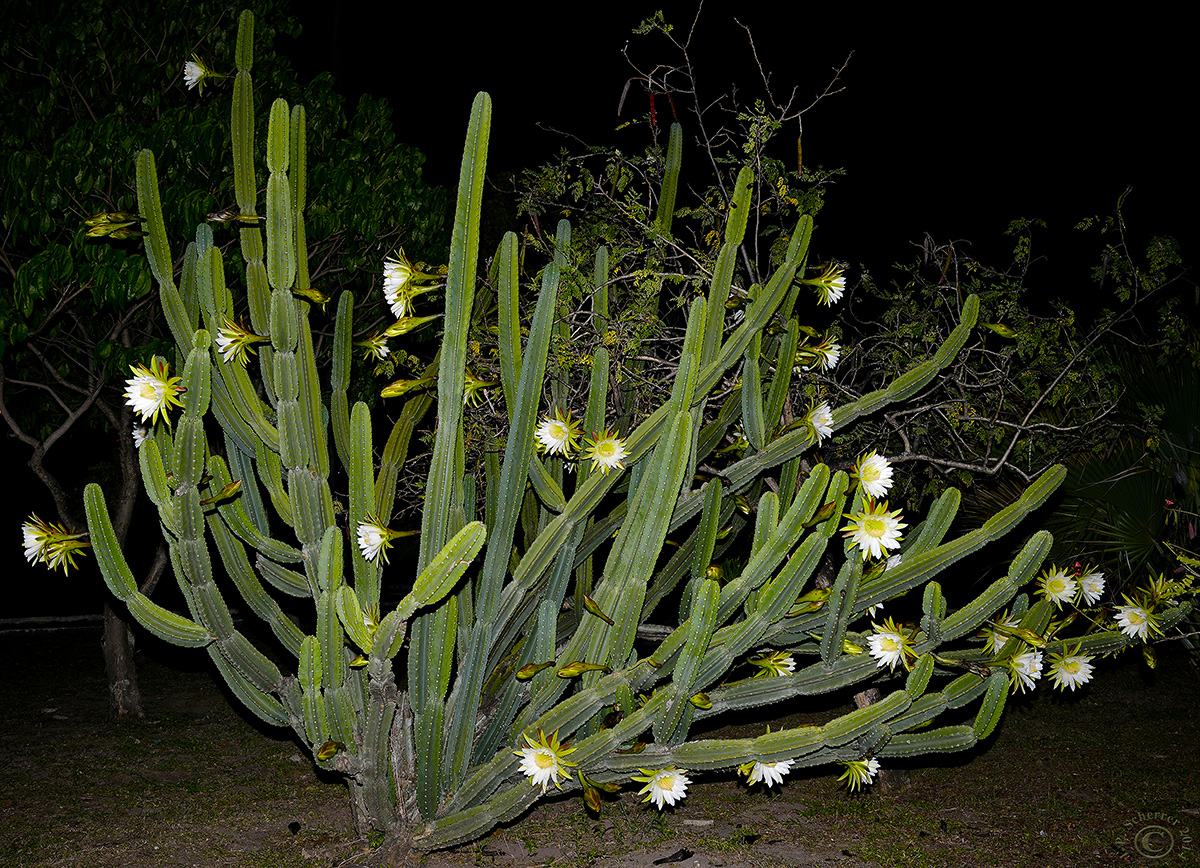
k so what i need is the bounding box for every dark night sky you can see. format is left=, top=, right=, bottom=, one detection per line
left=8, top=5, right=1196, bottom=620
left=289, top=2, right=1196, bottom=298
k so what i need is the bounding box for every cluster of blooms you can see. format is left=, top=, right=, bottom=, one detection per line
left=1036, top=564, right=1106, bottom=608
left=534, top=409, right=630, bottom=476
left=363, top=249, right=445, bottom=365
left=22, top=514, right=90, bottom=573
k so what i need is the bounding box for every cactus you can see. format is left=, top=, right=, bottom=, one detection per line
left=79, top=10, right=1192, bottom=856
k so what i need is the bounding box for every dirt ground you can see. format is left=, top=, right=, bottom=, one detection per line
left=3, top=630, right=1198, bottom=868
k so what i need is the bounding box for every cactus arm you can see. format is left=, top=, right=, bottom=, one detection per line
left=330, top=291, right=353, bottom=469
left=135, top=149, right=175, bottom=295
left=821, top=549, right=864, bottom=665
left=232, top=10, right=255, bottom=211
left=208, top=508, right=304, bottom=657
left=408, top=97, right=490, bottom=819
left=653, top=122, right=682, bottom=236
left=701, top=242, right=739, bottom=365
left=347, top=401, right=380, bottom=609
left=420, top=91, right=490, bottom=569
left=741, top=332, right=766, bottom=450
left=442, top=237, right=560, bottom=791
left=254, top=555, right=310, bottom=597
left=495, top=232, right=521, bottom=401
left=376, top=389, right=436, bottom=520
left=655, top=579, right=719, bottom=744
left=84, top=483, right=212, bottom=647
left=763, top=318, right=799, bottom=429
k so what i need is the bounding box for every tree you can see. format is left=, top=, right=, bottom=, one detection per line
left=1, top=0, right=447, bottom=716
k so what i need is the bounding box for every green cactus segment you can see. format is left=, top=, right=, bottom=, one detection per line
left=231, top=78, right=255, bottom=218
left=84, top=483, right=211, bottom=646
left=208, top=510, right=304, bottom=657
left=717, top=463, right=833, bottom=623
left=654, top=122, right=683, bottom=236
left=330, top=292, right=353, bottom=467
left=234, top=9, right=254, bottom=71
left=394, top=522, right=486, bottom=622
left=290, top=104, right=307, bottom=214
left=267, top=195, right=295, bottom=294
left=906, top=653, right=935, bottom=698
left=764, top=319, right=799, bottom=432
left=408, top=100, right=490, bottom=803
left=692, top=480, right=723, bottom=581
left=495, top=233, right=521, bottom=403
left=742, top=332, right=766, bottom=450
left=701, top=241, right=738, bottom=364
left=940, top=531, right=1051, bottom=642
left=421, top=91, right=491, bottom=568
left=135, top=150, right=174, bottom=293
left=858, top=465, right=1065, bottom=613
left=656, top=579, right=719, bottom=744
left=597, top=410, right=693, bottom=673
left=348, top=402, right=380, bottom=608
left=139, top=439, right=177, bottom=535
left=725, top=166, right=753, bottom=247
left=972, top=670, right=1009, bottom=740
left=879, top=725, right=978, bottom=758
left=821, top=550, right=864, bottom=664
left=443, top=245, right=560, bottom=791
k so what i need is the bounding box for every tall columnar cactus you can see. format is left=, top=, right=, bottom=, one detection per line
left=79, top=10, right=1192, bottom=855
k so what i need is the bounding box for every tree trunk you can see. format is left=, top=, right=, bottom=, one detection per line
left=102, top=601, right=144, bottom=718
left=852, top=686, right=910, bottom=793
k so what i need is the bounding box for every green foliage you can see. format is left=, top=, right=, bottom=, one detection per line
left=0, top=0, right=446, bottom=528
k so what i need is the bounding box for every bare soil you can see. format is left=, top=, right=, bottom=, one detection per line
left=3, top=631, right=1198, bottom=868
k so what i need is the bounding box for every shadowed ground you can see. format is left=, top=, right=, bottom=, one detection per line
left=3, top=630, right=1197, bottom=867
